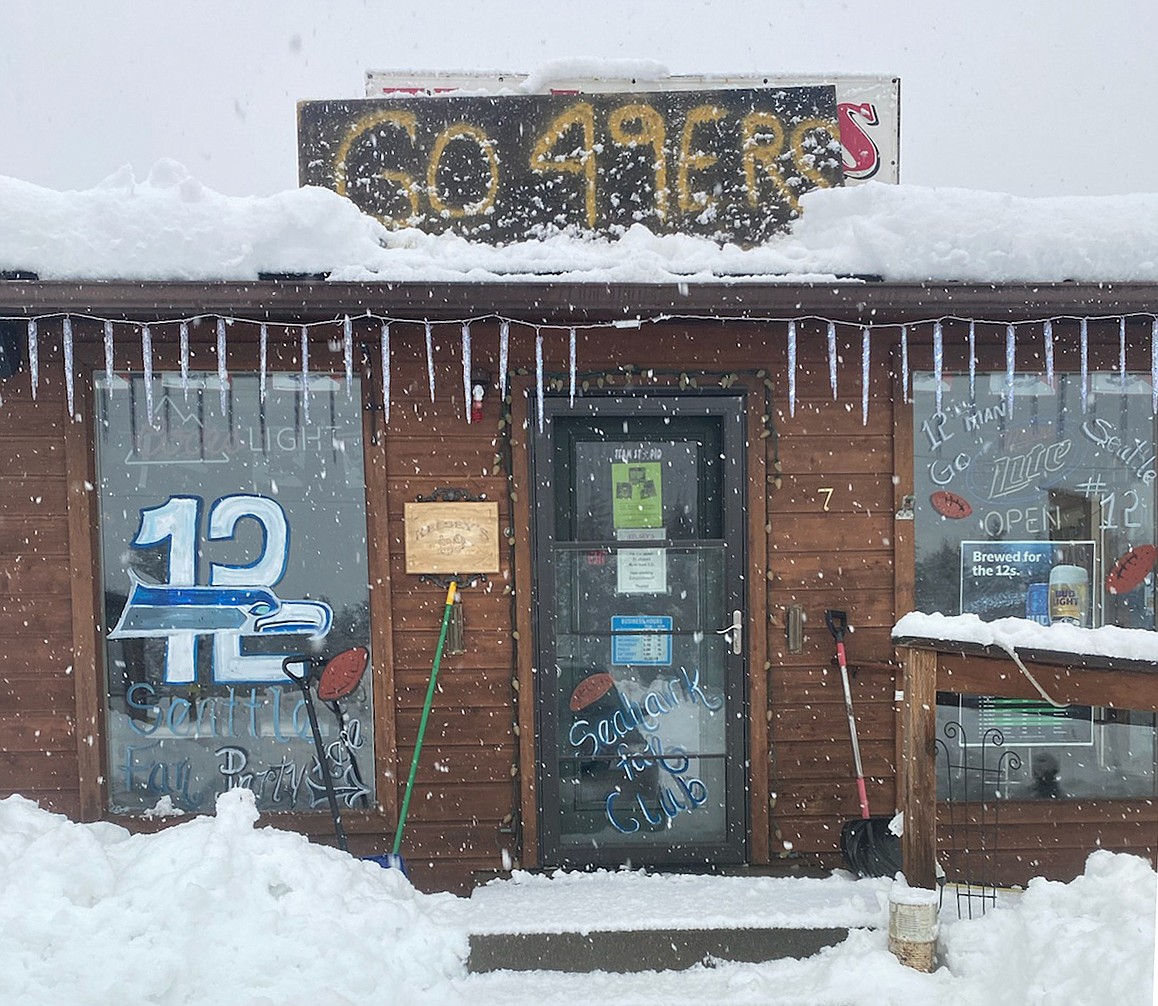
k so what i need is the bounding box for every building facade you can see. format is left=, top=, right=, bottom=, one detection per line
left=0, top=279, right=1155, bottom=891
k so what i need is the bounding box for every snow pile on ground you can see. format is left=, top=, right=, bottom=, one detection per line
left=2, top=161, right=1158, bottom=284
left=0, top=790, right=467, bottom=1006
left=0, top=791, right=1153, bottom=1005
left=944, top=851, right=1157, bottom=1005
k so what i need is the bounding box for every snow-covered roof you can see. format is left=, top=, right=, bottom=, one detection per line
left=3, top=160, right=1157, bottom=286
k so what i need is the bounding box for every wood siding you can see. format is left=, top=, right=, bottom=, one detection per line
left=0, top=304, right=1153, bottom=893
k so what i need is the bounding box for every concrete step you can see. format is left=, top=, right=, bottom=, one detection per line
left=468, top=925, right=850, bottom=973
left=463, top=867, right=890, bottom=974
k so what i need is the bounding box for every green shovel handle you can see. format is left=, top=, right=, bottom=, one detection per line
left=392, top=580, right=457, bottom=855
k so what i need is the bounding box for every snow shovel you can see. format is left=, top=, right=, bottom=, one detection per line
left=379, top=579, right=458, bottom=876
left=282, top=646, right=370, bottom=854
left=825, top=609, right=903, bottom=878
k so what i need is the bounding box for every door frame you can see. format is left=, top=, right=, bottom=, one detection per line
left=527, top=388, right=750, bottom=867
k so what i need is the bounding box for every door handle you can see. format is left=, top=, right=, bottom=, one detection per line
left=715, top=609, right=743, bottom=655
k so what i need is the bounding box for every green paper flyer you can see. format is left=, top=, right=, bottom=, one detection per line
left=611, top=461, right=663, bottom=529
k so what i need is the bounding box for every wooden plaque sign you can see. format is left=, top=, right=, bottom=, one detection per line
left=404, top=501, right=501, bottom=574
left=298, top=87, right=842, bottom=245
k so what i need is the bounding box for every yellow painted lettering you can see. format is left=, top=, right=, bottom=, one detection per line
left=333, top=110, right=420, bottom=226
left=529, top=102, right=597, bottom=228
left=791, top=117, right=842, bottom=192
left=608, top=102, right=668, bottom=222
left=740, top=111, right=795, bottom=210
left=427, top=123, right=500, bottom=218
left=677, top=104, right=726, bottom=215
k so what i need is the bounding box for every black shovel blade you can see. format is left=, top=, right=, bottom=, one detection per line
left=841, top=817, right=903, bottom=878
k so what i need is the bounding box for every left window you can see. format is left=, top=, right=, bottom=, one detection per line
left=95, top=370, right=374, bottom=815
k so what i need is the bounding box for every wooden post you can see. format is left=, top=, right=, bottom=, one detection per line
left=901, top=647, right=938, bottom=889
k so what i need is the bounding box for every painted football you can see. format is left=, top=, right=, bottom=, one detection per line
left=569, top=672, right=615, bottom=712
left=930, top=490, right=973, bottom=519
left=1106, top=545, right=1157, bottom=596
left=317, top=646, right=370, bottom=701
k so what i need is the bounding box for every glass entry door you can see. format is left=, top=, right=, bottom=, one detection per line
left=532, top=393, right=748, bottom=867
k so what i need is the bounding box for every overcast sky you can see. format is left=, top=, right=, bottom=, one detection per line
left=2, top=1, right=1155, bottom=198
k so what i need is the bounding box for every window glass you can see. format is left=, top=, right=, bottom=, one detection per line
left=913, top=370, right=1156, bottom=628
left=936, top=693, right=1158, bottom=801
left=95, top=372, right=373, bottom=815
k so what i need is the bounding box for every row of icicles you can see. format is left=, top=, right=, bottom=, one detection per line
left=12, top=314, right=1158, bottom=427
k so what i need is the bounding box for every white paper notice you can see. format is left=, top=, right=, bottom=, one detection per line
left=617, top=548, right=667, bottom=594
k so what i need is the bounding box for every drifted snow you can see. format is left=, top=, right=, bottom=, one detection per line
left=2, top=161, right=1158, bottom=284
left=0, top=790, right=1153, bottom=1005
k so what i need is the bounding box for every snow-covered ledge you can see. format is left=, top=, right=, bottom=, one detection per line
left=892, top=612, right=1158, bottom=674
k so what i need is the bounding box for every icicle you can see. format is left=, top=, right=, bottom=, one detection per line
left=900, top=325, right=909, bottom=404
left=1043, top=319, right=1054, bottom=387
left=535, top=329, right=544, bottom=434
left=1005, top=323, right=1016, bottom=416
left=103, top=320, right=115, bottom=387
left=425, top=321, right=435, bottom=403
left=27, top=320, right=38, bottom=400
left=461, top=323, right=472, bottom=425
left=861, top=326, right=870, bottom=427
left=933, top=320, right=944, bottom=415
left=142, top=324, right=155, bottom=427
left=259, top=323, right=268, bottom=405
left=62, top=316, right=74, bottom=418
left=343, top=315, right=354, bottom=398
left=175, top=321, right=188, bottom=399
left=1152, top=317, right=1158, bottom=416
left=381, top=323, right=391, bottom=423
left=1080, top=317, right=1089, bottom=413
left=787, top=319, right=797, bottom=417
left=569, top=326, right=577, bottom=406
left=216, top=318, right=228, bottom=416
left=968, top=321, right=976, bottom=402
left=300, top=326, right=311, bottom=426
left=827, top=320, right=837, bottom=400
left=499, top=319, right=510, bottom=401
left=1120, top=316, right=1127, bottom=387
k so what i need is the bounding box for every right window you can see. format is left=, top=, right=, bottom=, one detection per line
left=913, top=369, right=1156, bottom=629
left=913, top=366, right=1158, bottom=801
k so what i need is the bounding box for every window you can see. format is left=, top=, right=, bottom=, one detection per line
left=913, top=370, right=1156, bottom=628
left=913, top=364, right=1158, bottom=801
left=936, top=694, right=1158, bottom=801
left=95, top=371, right=374, bottom=815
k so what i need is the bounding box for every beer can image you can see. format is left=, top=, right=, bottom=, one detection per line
left=1025, top=582, right=1050, bottom=625
left=1048, top=564, right=1089, bottom=626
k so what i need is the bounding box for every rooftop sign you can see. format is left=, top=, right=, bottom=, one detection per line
left=297, top=87, right=842, bottom=245
left=364, top=71, right=900, bottom=185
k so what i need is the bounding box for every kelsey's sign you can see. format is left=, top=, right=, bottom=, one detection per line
left=297, top=88, right=842, bottom=244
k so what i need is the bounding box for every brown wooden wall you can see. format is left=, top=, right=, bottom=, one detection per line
left=763, top=321, right=900, bottom=867
left=0, top=339, right=81, bottom=818
left=0, top=311, right=1154, bottom=894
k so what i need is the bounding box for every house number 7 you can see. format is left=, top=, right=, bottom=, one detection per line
left=817, top=487, right=834, bottom=511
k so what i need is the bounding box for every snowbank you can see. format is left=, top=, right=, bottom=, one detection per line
left=0, top=790, right=467, bottom=1006
left=0, top=792, right=1152, bottom=1005
left=2, top=162, right=1158, bottom=284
